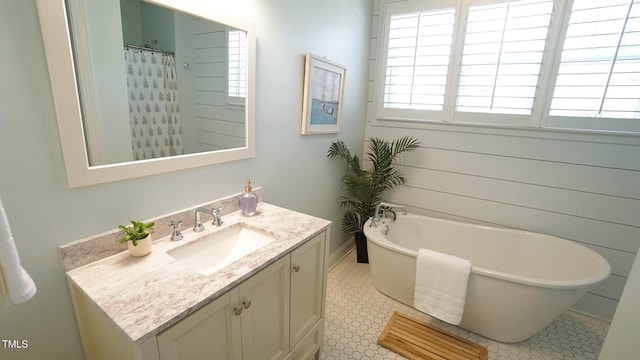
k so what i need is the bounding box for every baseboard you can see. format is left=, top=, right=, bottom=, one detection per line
left=328, top=238, right=355, bottom=271
left=568, top=307, right=612, bottom=323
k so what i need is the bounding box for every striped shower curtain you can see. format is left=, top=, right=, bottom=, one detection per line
left=124, top=48, right=183, bottom=160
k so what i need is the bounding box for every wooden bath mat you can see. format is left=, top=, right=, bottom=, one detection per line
left=378, top=312, right=487, bottom=360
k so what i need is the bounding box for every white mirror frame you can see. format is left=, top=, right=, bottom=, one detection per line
left=37, top=0, right=256, bottom=188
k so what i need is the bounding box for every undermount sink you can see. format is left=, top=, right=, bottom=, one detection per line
left=168, top=224, right=276, bottom=276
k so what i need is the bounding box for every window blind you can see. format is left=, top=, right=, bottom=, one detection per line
left=228, top=30, right=247, bottom=98
left=383, top=8, right=456, bottom=111
left=456, top=0, right=553, bottom=115
left=550, top=0, right=640, bottom=119
left=378, top=0, right=640, bottom=132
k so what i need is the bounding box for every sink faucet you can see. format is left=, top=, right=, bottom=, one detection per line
left=194, top=207, right=222, bottom=232
left=371, top=202, right=407, bottom=228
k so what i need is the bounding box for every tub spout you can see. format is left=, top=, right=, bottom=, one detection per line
left=371, top=202, right=407, bottom=227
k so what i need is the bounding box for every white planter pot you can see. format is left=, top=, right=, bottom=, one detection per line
left=127, top=235, right=152, bottom=257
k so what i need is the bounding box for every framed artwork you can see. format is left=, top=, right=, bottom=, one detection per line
left=301, top=54, right=346, bottom=134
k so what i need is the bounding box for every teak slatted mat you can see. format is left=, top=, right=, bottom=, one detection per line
left=378, top=312, right=487, bottom=360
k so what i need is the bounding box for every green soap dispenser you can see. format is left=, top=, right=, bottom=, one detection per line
left=238, top=179, right=258, bottom=216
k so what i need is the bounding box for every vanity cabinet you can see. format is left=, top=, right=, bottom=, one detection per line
left=289, top=233, right=325, bottom=348
left=157, top=291, right=239, bottom=359
left=68, top=230, right=327, bottom=360
left=237, top=254, right=291, bottom=360
left=158, top=255, right=290, bottom=360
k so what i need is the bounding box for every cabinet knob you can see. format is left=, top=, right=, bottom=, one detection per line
left=292, top=265, right=301, bottom=272
left=233, top=306, right=243, bottom=316
left=242, top=300, right=252, bottom=309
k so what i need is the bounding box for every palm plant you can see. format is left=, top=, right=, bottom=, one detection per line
left=327, top=136, right=420, bottom=262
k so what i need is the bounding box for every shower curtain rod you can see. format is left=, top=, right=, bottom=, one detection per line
left=124, top=43, right=174, bottom=56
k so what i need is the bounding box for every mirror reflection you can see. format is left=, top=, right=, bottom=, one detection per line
left=68, top=0, right=247, bottom=166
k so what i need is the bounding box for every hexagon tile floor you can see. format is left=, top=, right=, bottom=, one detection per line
left=320, top=250, right=610, bottom=360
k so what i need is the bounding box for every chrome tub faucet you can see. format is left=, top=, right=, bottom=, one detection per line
left=370, top=202, right=407, bottom=228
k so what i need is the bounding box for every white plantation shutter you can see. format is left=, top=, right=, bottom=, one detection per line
left=549, top=0, right=640, bottom=121
left=228, top=30, right=246, bottom=99
left=383, top=6, right=456, bottom=117
left=378, top=0, right=640, bottom=133
left=456, top=0, right=553, bottom=117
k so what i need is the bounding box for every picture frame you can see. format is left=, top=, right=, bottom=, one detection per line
left=301, top=54, right=346, bottom=134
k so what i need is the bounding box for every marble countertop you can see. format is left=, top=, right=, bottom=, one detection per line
left=66, top=203, right=331, bottom=345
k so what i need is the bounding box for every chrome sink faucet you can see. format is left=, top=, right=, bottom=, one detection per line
left=370, top=202, right=407, bottom=228
left=194, top=207, right=222, bottom=232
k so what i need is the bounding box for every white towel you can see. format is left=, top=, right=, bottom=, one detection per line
left=0, top=195, right=36, bottom=308
left=414, top=248, right=471, bottom=325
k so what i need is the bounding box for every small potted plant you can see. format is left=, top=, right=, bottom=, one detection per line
left=118, top=220, right=155, bottom=257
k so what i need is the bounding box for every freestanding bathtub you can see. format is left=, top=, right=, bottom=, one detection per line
left=364, top=213, right=611, bottom=343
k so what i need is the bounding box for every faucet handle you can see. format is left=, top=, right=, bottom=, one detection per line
left=169, top=220, right=183, bottom=241
left=212, top=207, right=223, bottom=226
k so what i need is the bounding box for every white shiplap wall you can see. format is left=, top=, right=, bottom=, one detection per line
left=364, top=0, right=640, bottom=320
left=191, top=19, right=245, bottom=152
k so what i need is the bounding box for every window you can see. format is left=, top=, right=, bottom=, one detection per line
left=549, top=0, right=640, bottom=128
left=456, top=0, right=553, bottom=116
left=384, top=9, right=456, bottom=112
left=228, top=30, right=247, bottom=101
left=378, top=0, right=640, bottom=133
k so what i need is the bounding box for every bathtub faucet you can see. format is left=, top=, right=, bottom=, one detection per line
left=371, top=202, right=407, bottom=228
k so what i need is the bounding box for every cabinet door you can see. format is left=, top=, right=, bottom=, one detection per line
left=239, top=256, right=290, bottom=360
left=290, top=232, right=325, bottom=346
left=157, top=292, right=242, bottom=360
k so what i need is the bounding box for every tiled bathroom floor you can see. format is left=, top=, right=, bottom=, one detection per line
left=321, top=250, right=610, bottom=360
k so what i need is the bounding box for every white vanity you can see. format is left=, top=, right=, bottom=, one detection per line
left=62, top=197, right=330, bottom=360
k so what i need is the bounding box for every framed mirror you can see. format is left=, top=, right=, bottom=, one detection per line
left=37, top=0, right=256, bottom=187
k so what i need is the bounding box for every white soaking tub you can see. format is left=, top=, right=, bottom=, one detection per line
left=364, top=213, right=610, bottom=343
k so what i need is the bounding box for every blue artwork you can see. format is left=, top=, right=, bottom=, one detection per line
left=310, top=67, right=341, bottom=125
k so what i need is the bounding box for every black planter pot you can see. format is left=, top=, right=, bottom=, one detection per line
left=354, top=232, right=369, bottom=263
